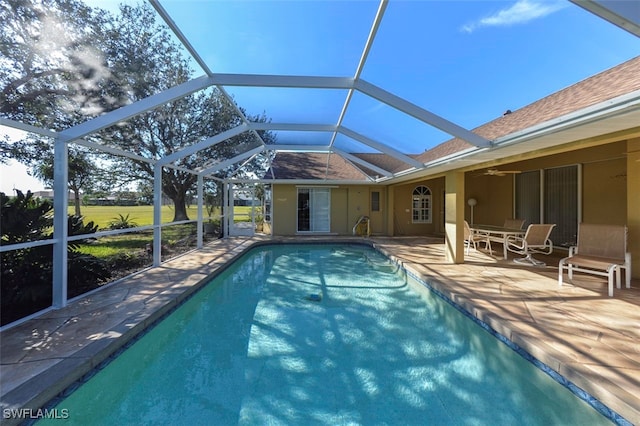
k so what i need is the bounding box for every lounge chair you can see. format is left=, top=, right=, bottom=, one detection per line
left=505, top=224, right=555, bottom=266
left=558, top=223, right=631, bottom=297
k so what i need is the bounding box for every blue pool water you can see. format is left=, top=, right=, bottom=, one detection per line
left=39, top=244, right=611, bottom=425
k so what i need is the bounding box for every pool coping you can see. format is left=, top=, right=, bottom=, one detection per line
left=0, top=237, right=263, bottom=425
left=1, top=236, right=638, bottom=425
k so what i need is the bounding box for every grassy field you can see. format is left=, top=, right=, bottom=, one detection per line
left=70, top=205, right=201, bottom=229
left=69, top=205, right=259, bottom=229
left=71, top=205, right=256, bottom=259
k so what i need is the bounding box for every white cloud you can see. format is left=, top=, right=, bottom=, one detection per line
left=461, top=0, right=567, bottom=33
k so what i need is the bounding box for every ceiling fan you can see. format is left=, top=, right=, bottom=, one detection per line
left=482, top=168, right=521, bottom=176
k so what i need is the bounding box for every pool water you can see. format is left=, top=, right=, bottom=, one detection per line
left=39, top=244, right=610, bottom=425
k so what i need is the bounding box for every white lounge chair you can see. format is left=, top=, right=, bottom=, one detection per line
left=558, top=223, right=631, bottom=297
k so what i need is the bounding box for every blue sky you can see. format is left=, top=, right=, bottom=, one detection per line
left=2, top=0, right=639, bottom=193
left=159, top=0, right=639, bottom=152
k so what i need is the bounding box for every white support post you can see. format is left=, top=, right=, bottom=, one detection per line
left=153, top=164, right=163, bottom=266
left=224, top=181, right=231, bottom=238
left=197, top=174, right=204, bottom=248
left=251, top=185, right=256, bottom=231
left=52, top=138, right=69, bottom=308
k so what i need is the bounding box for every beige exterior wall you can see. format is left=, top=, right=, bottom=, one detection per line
left=582, top=157, right=626, bottom=224
left=465, top=172, right=513, bottom=227
left=271, top=184, right=388, bottom=236
left=389, top=177, right=446, bottom=236
left=271, top=185, right=298, bottom=236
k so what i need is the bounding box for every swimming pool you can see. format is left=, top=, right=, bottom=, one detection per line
left=38, top=244, right=611, bottom=425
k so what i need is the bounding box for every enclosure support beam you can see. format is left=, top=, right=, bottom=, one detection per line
left=197, top=175, right=204, bottom=249
left=354, top=79, right=491, bottom=148
left=52, top=138, right=69, bottom=308
left=223, top=181, right=231, bottom=238
left=153, top=164, right=163, bottom=266
left=59, top=76, right=214, bottom=143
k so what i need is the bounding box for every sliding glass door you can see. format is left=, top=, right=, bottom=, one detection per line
left=515, top=165, right=579, bottom=247
left=544, top=166, right=578, bottom=247
left=297, top=188, right=330, bottom=233
left=515, top=170, right=541, bottom=226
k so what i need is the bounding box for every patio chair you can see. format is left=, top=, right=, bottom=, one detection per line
left=485, top=219, right=527, bottom=253
left=464, top=220, right=492, bottom=255
left=505, top=224, right=556, bottom=266
left=558, top=223, right=631, bottom=297
left=503, top=218, right=525, bottom=229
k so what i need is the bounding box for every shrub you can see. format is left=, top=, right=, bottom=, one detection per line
left=108, top=213, right=138, bottom=230
left=1, top=191, right=111, bottom=325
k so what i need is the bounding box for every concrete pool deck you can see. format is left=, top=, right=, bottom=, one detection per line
left=1, top=236, right=638, bottom=424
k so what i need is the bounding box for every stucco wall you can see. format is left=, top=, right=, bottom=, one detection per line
left=582, top=157, right=627, bottom=224
left=272, top=185, right=298, bottom=236
left=390, top=178, right=446, bottom=236
left=465, top=173, right=514, bottom=227
left=271, top=184, right=387, bottom=236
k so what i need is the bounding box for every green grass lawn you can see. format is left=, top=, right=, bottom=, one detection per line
left=70, top=205, right=200, bottom=229
left=71, top=205, right=255, bottom=229
left=70, top=204, right=257, bottom=262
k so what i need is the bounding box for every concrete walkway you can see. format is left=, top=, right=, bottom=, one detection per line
left=1, top=236, right=638, bottom=424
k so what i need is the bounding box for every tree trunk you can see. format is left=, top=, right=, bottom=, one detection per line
left=171, top=192, right=189, bottom=222
left=73, top=188, right=81, bottom=217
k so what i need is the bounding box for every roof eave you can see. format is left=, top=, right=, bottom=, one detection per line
left=382, top=90, right=640, bottom=184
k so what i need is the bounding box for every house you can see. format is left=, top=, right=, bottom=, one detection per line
left=262, top=56, right=640, bottom=278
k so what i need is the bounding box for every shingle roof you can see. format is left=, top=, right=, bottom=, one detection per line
left=267, top=56, right=640, bottom=180
left=266, top=152, right=370, bottom=181
left=415, top=55, right=640, bottom=165
left=351, top=153, right=421, bottom=175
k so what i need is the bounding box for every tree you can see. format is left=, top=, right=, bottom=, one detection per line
left=2, top=1, right=275, bottom=222
left=0, top=0, right=126, bottom=127
left=1, top=0, right=124, bottom=202
left=99, top=4, right=275, bottom=222
left=34, top=147, right=97, bottom=215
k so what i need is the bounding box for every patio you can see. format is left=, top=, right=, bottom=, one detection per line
left=1, top=236, right=638, bottom=424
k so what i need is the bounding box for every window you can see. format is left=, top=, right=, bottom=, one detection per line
left=412, top=186, right=431, bottom=223
left=297, top=188, right=330, bottom=232
left=371, top=191, right=380, bottom=212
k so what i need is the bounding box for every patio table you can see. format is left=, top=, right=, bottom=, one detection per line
left=471, top=224, right=526, bottom=260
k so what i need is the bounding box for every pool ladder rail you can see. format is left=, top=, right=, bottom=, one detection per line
left=352, top=215, right=371, bottom=237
